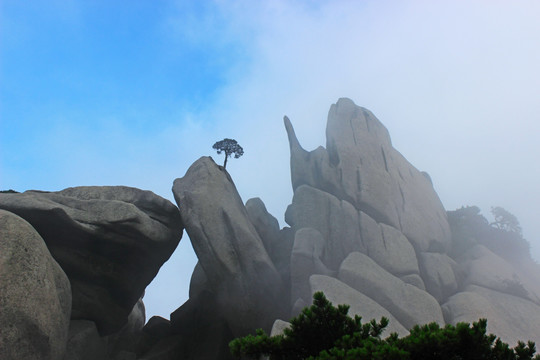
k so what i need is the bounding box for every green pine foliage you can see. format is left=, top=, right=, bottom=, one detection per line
left=229, top=292, right=382, bottom=360
left=447, top=205, right=532, bottom=264
left=230, top=292, right=540, bottom=360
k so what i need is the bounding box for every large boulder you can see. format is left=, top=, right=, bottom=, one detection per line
left=418, top=252, right=459, bottom=303
left=366, top=222, right=419, bottom=277
left=246, top=197, right=293, bottom=284
left=169, top=290, right=234, bottom=360
left=357, top=211, right=420, bottom=277
left=442, top=285, right=540, bottom=346
left=338, top=252, right=444, bottom=329
left=245, top=197, right=281, bottom=259
left=284, top=98, right=451, bottom=252
left=104, top=297, right=146, bottom=359
left=0, top=210, right=72, bottom=360
left=290, top=228, right=334, bottom=305
left=63, top=320, right=109, bottom=360
left=188, top=261, right=209, bottom=299
left=285, top=185, right=365, bottom=270
left=172, top=157, right=284, bottom=335
left=270, top=320, right=291, bottom=337
left=0, top=186, right=182, bottom=335
left=309, top=275, right=408, bottom=337
left=458, top=245, right=540, bottom=304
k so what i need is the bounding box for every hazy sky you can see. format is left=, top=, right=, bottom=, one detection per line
left=2, top=1, right=539, bottom=321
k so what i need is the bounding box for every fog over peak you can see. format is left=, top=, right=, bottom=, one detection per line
left=1, top=0, right=539, bottom=319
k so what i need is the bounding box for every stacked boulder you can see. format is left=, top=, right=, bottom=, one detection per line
left=283, top=98, right=447, bottom=335
left=0, top=210, right=71, bottom=360
left=0, top=186, right=182, bottom=359
left=2, top=98, right=540, bottom=359
left=147, top=157, right=289, bottom=359
left=281, top=98, right=540, bottom=345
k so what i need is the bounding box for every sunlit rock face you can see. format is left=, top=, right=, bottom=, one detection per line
left=0, top=186, right=182, bottom=335
left=172, top=157, right=285, bottom=336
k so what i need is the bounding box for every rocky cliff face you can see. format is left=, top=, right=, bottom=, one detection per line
left=2, top=98, right=540, bottom=359
left=0, top=187, right=182, bottom=359
left=173, top=157, right=286, bottom=332
left=281, top=98, right=540, bottom=346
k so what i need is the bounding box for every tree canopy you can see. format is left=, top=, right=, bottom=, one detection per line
left=212, top=138, right=244, bottom=169
left=491, top=206, right=522, bottom=235
left=230, top=292, right=540, bottom=360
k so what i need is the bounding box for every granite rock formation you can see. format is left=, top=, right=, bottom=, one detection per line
left=2, top=98, right=540, bottom=359
left=0, top=210, right=72, bottom=360
left=172, top=157, right=285, bottom=337
left=283, top=98, right=452, bottom=332
left=279, top=98, right=540, bottom=347
left=0, top=186, right=182, bottom=335
left=284, top=98, right=451, bottom=253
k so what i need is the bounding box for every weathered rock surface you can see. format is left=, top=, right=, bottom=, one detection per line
left=310, top=275, right=408, bottom=336
left=63, top=320, right=109, bottom=360
left=458, top=245, right=540, bottom=304
left=188, top=261, right=209, bottom=299
left=338, top=252, right=444, bottom=329
left=246, top=197, right=292, bottom=284
left=442, top=285, right=540, bottom=346
left=270, top=320, right=291, bottom=337
left=0, top=186, right=182, bottom=335
left=285, top=98, right=451, bottom=252
left=0, top=209, right=72, bottom=360
left=104, top=298, right=146, bottom=359
left=367, top=223, right=419, bottom=276
left=137, top=335, right=183, bottom=360
left=168, top=289, right=234, bottom=360
left=5, top=98, right=540, bottom=359
left=357, top=211, right=419, bottom=277
left=172, top=156, right=284, bottom=335
left=418, top=252, right=459, bottom=303
left=285, top=185, right=365, bottom=270
left=132, top=317, right=172, bottom=359
left=400, top=274, right=426, bottom=290
left=246, top=197, right=281, bottom=259
left=290, top=228, right=334, bottom=305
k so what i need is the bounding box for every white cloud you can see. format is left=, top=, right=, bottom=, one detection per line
left=145, top=0, right=540, bottom=319
left=7, top=0, right=540, bottom=320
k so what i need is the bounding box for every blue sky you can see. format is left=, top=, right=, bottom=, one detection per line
left=2, top=0, right=540, bottom=321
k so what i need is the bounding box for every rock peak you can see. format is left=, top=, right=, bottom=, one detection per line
left=287, top=98, right=451, bottom=252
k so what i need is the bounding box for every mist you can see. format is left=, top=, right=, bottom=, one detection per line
left=1, top=1, right=539, bottom=320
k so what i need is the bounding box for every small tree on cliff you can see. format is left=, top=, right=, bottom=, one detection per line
left=212, top=138, right=244, bottom=169
left=491, top=206, right=522, bottom=235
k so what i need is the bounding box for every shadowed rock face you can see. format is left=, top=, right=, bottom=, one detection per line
left=172, top=157, right=284, bottom=335
left=0, top=186, right=182, bottom=335
left=0, top=210, right=72, bottom=360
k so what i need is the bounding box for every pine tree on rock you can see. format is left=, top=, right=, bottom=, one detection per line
left=212, top=138, right=244, bottom=169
